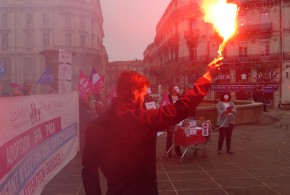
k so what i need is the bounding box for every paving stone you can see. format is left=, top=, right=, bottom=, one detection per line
left=171, top=179, right=219, bottom=190
left=197, top=162, right=240, bottom=171
left=47, top=175, right=83, bottom=185
left=161, top=164, right=202, bottom=172
left=223, top=187, right=279, bottom=195
left=245, top=168, right=290, bottom=177
left=157, top=180, right=174, bottom=191
left=206, top=169, right=251, bottom=179
left=214, top=177, right=265, bottom=188
left=41, top=184, right=81, bottom=195
left=177, top=189, right=226, bottom=195
left=272, top=186, right=290, bottom=194
left=258, top=176, right=290, bottom=187
left=158, top=190, right=178, bottom=195
left=157, top=171, right=169, bottom=180
left=167, top=171, right=209, bottom=180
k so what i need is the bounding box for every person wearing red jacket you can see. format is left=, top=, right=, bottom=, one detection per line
left=82, top=57, right=223, bottom=195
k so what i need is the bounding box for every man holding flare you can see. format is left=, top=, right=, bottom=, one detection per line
left=82, top=56, right=223, bottom=195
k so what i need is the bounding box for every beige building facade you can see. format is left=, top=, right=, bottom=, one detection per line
left=105, top=60, right=145, bottom=90
left=0, top=0, right=108, bottom=95
left=144, top=0, right=290, bottom=107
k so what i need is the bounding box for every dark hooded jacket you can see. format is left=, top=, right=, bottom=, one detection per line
left=82, top=77, right=210, bottom=195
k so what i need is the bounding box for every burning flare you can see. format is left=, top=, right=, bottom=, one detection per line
left=201, top=0, right=238, bottom=56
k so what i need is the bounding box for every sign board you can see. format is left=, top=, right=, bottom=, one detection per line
left=145, top=101, right=157, bottom=110
left=58, top=50, right=72, bottom=93
left=211, top=83, right=279, bottom=92
left=0, top=92, right=79, bottom=195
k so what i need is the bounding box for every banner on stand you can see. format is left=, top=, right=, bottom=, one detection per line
left=0, top=91, right=79, bottom=195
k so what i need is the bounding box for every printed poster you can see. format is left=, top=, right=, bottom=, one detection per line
left=58, top=50, right=72, bottom=93
left=0, top=91, right=79, bottom=195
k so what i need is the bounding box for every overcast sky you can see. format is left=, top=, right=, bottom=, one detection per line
left=100, top=0, right=170, bottom=62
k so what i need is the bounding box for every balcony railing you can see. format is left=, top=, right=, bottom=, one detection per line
left=188, top=55, right=278, bottom=66
left=238, top=0, right=279, bottom=8
left=221, top=53, right=280, bottom=63
left=238, top=23, right=272, bottom=35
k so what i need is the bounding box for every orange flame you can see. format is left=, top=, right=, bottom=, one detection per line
left=201, top=0, right=238, bottom=56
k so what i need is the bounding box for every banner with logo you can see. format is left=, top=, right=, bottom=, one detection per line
left=0, top=91, right=79, bottom=195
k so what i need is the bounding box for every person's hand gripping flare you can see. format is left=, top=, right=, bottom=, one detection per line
left=203, top=56, right=223, bottom=82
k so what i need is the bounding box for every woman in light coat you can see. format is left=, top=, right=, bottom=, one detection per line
left=217, top=92, right=237, bottom=154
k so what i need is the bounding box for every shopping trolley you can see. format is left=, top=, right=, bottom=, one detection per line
left=165, top=119, right=212, bottom=163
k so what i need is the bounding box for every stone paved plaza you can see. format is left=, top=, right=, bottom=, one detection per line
left=41, top=109, right=290, bottom=195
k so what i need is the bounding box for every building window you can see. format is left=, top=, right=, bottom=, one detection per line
left=238, top=13, right=248, bottom=27
left=239, top=42, right=248, bottom=58
left=80, top=34, right=86, bottom=47
left=1, top=33, right=8, bottom=50
left=43, top=13, right=49, bottom=25
left=1, top=14, right=8, bottom=28
left=26, top=13, right=33, bottom=26
left=170, top=48, right=177, bottom=60
left=43, top=33, right=50, bottom=47
left=91, top=34, right=95, bottom=47
left=64, top=15, right=72, bottom=29
left=23, top=58, right=35, bottom=75
left=260, top=11, right=270, bottom=24
left=0, top=58, right=10, bottom=74
left=91, top=19, right=96, bottom=32
left=80, top=16, right=85, bottom=30
left=97, top=37, right=102, bottom=48
left=260, top=40, right=270, bottom=56
left=26, top=32, right=33, bottom=49
left=65, top=33, right=72, bottom=46
left=190, top=18, right=198, bottom=31
left=189, top=44, right=197, bottom=61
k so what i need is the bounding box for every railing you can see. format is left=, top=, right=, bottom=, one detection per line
left=238, top=23, right=272, bottom=35
left=238, top=0, right=279, bottom=8
left=221, top=53, right=280, bottom=63
left=182, top=53, right=280, bottom=64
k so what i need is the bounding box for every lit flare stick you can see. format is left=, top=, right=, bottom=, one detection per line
left=217, top=39, right=228, bottom=57
left=201, top=0, right=238, bottom=57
